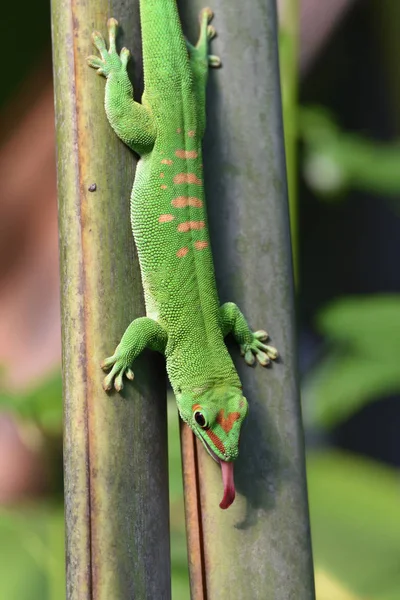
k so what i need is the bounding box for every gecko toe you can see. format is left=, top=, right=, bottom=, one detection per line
left=208, top=54, right=221, bottom=68
left=254, top=330, right=269, bottom=342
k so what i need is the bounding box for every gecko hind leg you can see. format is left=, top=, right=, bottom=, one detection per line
left=87, top=18, right=156, bottom=154
left=87, top=18, right=129, bottom=77
left=186, top=8, right=221, bottom=68
left=185, top=8, right=221, bottom=137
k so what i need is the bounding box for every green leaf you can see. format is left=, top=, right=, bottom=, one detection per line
left=0, top=504, right=65, bottom=600
left=0, top=371, right=62, bottom=432
left=316, top=295, right=400, bottom=359
left=300, top=105, right=400, bottom=198
left=308, top=451, right=400, bottom=600
left=303, top=296, right=400, bottom=427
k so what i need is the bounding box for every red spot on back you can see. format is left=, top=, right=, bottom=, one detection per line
left=177, top=220, right=205, bottom=233
left=175, top=150, right=198, bottom=159
left=160, top=172, right=165, bottom=178
left=158, top=214, right=174, bottom=223
left=194, top=241, right=208, bottom=250
left=172, top=196, right=203, bottom=208
left=176, top=247, right=189, bottom=258
left=188, top=130, right=196, bottom=137
left=161, top=159, right=173, bottom=165
left=173, top=173, right=202, bottom=185
left=216, top=409, right=241, bottom=433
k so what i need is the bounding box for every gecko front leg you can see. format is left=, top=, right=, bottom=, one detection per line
left=219, top=302, right=278, bottom=366
left=101, top=317, right=168, bottom=392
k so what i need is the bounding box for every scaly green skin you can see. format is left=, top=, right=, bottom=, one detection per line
left=87, top=2, right=277, bottom=507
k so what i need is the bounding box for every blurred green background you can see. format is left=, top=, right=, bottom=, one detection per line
left=1, top=0, right=400, bottom=599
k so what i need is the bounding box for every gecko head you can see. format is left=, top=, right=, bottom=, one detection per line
left=176, top=384, right=248, bottom=509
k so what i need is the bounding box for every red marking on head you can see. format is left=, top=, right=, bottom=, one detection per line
left=161, top=159, right=173, bottom=165
left=160, top=172, right=165, bottom=178
left=216, top=409, right=241, bottom=433
left=206, top=429, right=226, bottom=455
left=172, top=196, right=203, bottom=208
left=177, top=221, right=205, bottom=233
left=158, top=214, right=174, bottom=223
left=192, top=403, right=202, bottom=412
left=176, top=247, right=189, bottom=258
left=160, top=184, right=168, bottom=190
left=175, top=150, right=198, bottom=159
left=194, top=241, right=208, bottom=250
left=173, top=173, right=202, bottom=185
left=188, top=130, right=196, bottom=137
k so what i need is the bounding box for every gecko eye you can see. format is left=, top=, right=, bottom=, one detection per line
left=194, top=411, right=208, bottom=429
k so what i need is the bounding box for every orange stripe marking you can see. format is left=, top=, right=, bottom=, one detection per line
left=175, top=150, right=198, bottom=159
left=171, top=196, right=203, bottom=208
left=161, top=159, right=173, bottom=165
left=173, top=173, right=202, bottom=185
left=177, top=221, right=205, bottom=233
left=194, top=241, right=208, bottom=250
left=206, top=430, right=225, bottom=455
left=188, top=130, right=196, bottom=137
left=158, top=214, right=174, bottom=223
left=176, top=247, right=189, bottom=258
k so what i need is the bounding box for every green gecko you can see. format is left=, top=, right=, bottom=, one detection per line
left=87, top=1, right=277, bottom=510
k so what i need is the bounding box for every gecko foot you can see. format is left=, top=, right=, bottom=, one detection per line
left=240, top=330, right=278, bottom=367
left=87, top=18, right=130, bottom=78
left=186, top=6, right=221, bottom=69
left=101, top=346, right=134, bottom=392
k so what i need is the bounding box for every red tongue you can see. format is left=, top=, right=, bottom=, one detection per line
left=219, top=460, right=235, bottom=509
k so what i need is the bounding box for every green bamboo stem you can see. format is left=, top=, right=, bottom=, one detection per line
left=179, top=0, right=315, bottom=597
left=279, top=0, right=299, bottom=279
left=51, top=1, right=170, bottom=598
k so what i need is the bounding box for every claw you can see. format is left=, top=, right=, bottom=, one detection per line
left=208, top=54, right=221, bottom=68
left=101, top=355, right=116, bottom=371
left=265, top=345, right=279, bottom=360
left=200, top=7, right=214, bottom=23
left=103, top=370, right=116, bottom=391
left=207, top=25, right=216, bottom=40
left=126, top=368, right=135, bottom=381
left=120, top=47, right=131, bottom=67
left=87, top=55, right=103, bottom=69
left=254, top=330, right=269, bottom=342
left=256, top=351, right=270, bottom=367
left=91, top=31, right=108, bottom=59
left=107, top=17, right=119, bottom=53
left=244, top=349, right=256, bottom=366
left=114, top=371, right=124, bottom=392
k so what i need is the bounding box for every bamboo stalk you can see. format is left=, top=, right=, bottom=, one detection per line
left=51, top=1, right=170, bottom=598
left=178, top=0, right=315, bottom=597
left=278, top=0, right=299, bottom=278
